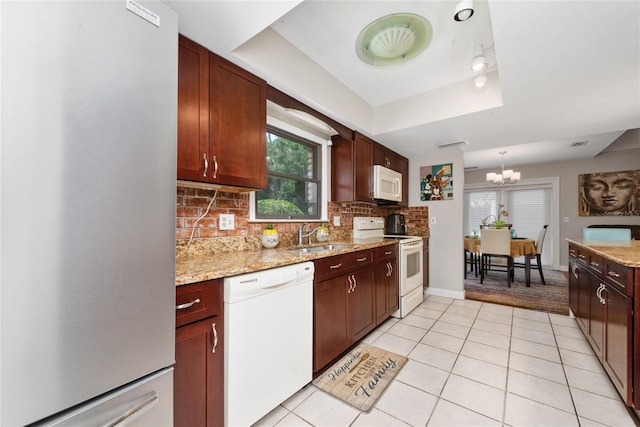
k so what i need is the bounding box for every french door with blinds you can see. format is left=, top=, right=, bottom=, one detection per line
left=464, top=184, right=554, bottom=266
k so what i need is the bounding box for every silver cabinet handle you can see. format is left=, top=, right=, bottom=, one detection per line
left=357, top=257, right=367, bottom=262
left=352, top=274, right=357, bottom=291
left=202, top=154, right=208, bottom=177
left=596, top=283, right=606, bottom=304
left=578, top=254, right=586, bottom=259
left=212, top=155, right=218, bottom=179
left=384, top=250, right=392, bottom=255
left=599, top=285, right=608, bottom=305
left=347, top=275, right=353, bottom=293
left=330, top=263, right=342, bottom=269
left=608, top=270, right=620, bottom=278
left=212, top=322, right=218, bottom=353
left=176, top=298, right=200, bottom=310
left=571, top=264, right=578, bottom=279
left=590, top=261, right=599, bottom=267
left=103, top=391, right=158, bottom=427
left=388, top=262, right=393, bottom=276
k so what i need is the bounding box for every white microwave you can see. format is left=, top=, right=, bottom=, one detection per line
left=373, top=165, right=402, bottom=203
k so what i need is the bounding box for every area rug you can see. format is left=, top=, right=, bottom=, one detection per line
left=464, top=267, right=569, bottom=315
left=312, top=343, right=407, bottom=412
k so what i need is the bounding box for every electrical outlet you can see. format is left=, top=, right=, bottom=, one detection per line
left=219, top=214, right=235, bottom=230
left=333, top=216, right=341, bottom=226
left=430, top=217, right=436, bottom=225
left=564, top=217, right=569, bottom=223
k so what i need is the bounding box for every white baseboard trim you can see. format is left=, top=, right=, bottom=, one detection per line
left=424, top=286, right=465, bottom=300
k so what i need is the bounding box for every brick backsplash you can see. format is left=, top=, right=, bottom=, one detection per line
left=176, top=185, right=429, bottom=241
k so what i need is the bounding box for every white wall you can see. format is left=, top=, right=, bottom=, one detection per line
left=410, top=151, right=465, bottom=300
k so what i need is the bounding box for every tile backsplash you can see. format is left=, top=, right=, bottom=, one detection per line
left=176, top=185, right=429, bottom=253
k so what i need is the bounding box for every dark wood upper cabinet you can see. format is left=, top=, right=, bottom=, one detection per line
left=177, top=35, right=267, bottom=189
left=209, top=53, right=266, bottom=189
left=331, top=132, right=373, bottom=202
left=177, top=36, right=210, bottom=182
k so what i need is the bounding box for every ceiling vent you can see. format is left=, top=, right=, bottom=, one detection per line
left=570, top=141, right=589, bottom=147
left=437, top=141, right=469, bottom=149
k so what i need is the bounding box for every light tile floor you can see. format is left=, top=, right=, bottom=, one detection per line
left=254, top=296, right=637, bottom=427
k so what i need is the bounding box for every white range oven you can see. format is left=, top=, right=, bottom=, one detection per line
left=353, top=217, right=424, bottom=318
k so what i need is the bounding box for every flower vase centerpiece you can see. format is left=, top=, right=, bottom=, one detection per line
left=493, top=204, right=509, bottom=229
left=481, top=204, right=509, bottom=229
left=261, top=224, right=279, bottom=248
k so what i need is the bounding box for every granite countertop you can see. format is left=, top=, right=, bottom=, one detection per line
left=175, top=238, right=399, bottom=286
left=567, top=239, right=640, bottom=268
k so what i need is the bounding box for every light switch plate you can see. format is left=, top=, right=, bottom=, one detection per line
left=219, top=214, right=235, bottom=230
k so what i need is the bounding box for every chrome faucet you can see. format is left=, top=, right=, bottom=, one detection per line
left=297, top=224, right=324, bottom=246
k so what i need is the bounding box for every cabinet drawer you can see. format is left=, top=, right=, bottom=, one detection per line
left=587, top=252, right=604, bottom=275
left=176, top=279, right=222, bottom=327
left=374, top=244, right=397, bottom=261
left=604, top=260, right=632, bottom=296
left=314, top=250, right=373, bottom=282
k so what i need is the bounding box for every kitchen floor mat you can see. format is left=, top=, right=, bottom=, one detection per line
left=312, top=342, right=407, bottom=412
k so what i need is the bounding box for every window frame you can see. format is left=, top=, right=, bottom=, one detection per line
left=249, top=116, right=330, bottom=222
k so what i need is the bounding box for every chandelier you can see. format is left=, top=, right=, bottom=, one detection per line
left=486, top=151, right=521, bottom=184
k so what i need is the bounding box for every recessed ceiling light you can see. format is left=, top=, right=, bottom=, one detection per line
left=356, top=13, right=433, bottom=66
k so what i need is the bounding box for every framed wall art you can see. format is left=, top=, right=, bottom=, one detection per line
left=420, top=163, right=453, bottom=201
left=578, top=169, right=640, bottom=216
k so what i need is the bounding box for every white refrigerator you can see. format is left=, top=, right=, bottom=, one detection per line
left=1, top=1, right=178, bottom=425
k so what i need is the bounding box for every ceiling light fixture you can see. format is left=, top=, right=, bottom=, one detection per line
left=471, top=44, right=487, bottom=72
left=454, top=0, right=474, bottom=22
left=474, top=74, right=488, bottom=87
left=355, top=13, right=433, bottom=66
left=486, top=151, right=521, bottom=185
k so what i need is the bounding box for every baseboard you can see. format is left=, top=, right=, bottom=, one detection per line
left=424, top=286, right=465, bottom=300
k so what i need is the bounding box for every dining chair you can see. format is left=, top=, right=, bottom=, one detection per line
left=464, top=248, right=478, bottom=278
left=479, top=229, right=514, bottom=287
left=514, top=225, right=548, bottom=285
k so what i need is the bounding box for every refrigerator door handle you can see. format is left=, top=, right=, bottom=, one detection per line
left=102, top=391, right=158, bottom=427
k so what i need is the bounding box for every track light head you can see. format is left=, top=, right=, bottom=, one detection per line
left=454, top=0, right=474, bottom=22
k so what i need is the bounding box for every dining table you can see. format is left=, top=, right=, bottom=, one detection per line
left=464, top=236, right=537, bottom=286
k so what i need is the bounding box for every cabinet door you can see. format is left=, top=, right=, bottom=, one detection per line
left=387, top=258, right=399, bottom=314
left=576, top=262, right=590, bottom=332
left=588, top=272, right=604, bottom=358
left=373, top=144, right=395, bottom=169
left=177, top=36, right=210, bottom=181
left=353, top=133, right=373, bottom=201
left=568, top=259, right=579, bottom=318
left=602, top=283, right=632, bottom=404
left=209, top=53, right=266, bottom=189
left=349, top=267, right=376, bottom=342
left=396, top=156, right=409, bottom=207
left=174, top=316, right=223, bottom=427
left=313, top=276, right=349, bottom=372
left=374, top=261, right=388, bottom=324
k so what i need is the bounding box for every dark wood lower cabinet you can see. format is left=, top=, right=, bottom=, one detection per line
left=568, top=242, right=636, bottom=412
left=175, top=318, right=223, bottom=427
left=174, top=280, right=223, bottom=427
left=374, top=245, right=399, bottom=325
left=313, top=249, right=383, bottom=374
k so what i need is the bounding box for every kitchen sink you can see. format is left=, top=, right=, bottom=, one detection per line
left=289, top=244, right=353, bottom=253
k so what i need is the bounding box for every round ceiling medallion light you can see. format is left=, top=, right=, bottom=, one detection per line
left=356, top=13, right=433, bottom=66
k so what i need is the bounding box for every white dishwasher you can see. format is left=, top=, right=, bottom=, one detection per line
left=224, top=261, right=314, bottom=427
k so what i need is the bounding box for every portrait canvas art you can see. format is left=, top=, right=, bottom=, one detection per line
left=420, top=163, right=453, bottom=201
left=578, top=170, right=640, bottom=216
